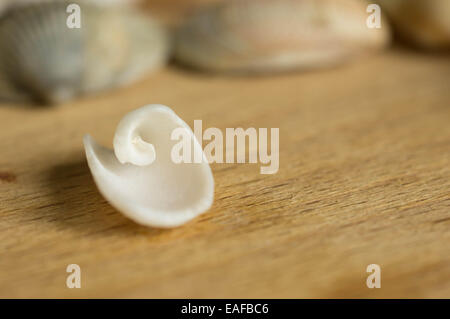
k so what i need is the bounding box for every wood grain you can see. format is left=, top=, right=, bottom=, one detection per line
left=0, top=47, right=449, bottom=298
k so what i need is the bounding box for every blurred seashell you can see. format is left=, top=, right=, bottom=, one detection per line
left=84, top=104, right=215, bottom=228
left=0, top=71, right=28, bottom=102
left=174, top=0, right=390, bottom=73
left=0, top=0, right=140, bottom=15
left=0, top=1, right=170, bottom=104
left=377, top=0, right=450, bottom=50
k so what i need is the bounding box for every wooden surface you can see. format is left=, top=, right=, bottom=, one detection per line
left=0, top=48, right=449, bottom=298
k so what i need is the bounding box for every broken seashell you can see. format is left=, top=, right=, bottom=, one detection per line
left=174, top=0, right=390, bottom=73
left=0, top=1, right=170, bottom=104
left=376, top=0, right=450, bottom=50
left=83, top=104, right=215, bottom=228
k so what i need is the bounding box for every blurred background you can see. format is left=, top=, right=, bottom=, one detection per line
left=0, top=0, right=449, bottom=298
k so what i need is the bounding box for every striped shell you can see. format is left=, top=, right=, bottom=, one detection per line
left=0, top=1, right=170, bottom=104
left=174, top=0, right=390, bottom=73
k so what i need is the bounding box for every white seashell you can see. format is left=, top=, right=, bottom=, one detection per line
left=0, top=1, right=170, bottom=104
left=83, top=104, right=215, bottom=228
left=174, top=0, right=390, bottom=73
left=377, top=0, right=450, bottom=50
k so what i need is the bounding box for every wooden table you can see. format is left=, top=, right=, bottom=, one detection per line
left=0, top=47, right=449, bottom=298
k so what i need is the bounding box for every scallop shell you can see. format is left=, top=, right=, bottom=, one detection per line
left=174, top=0, right=390, bottom=73
left=84, top=104, right=215, bottom=228
left=0, top=1, right=170, bottom=104
left=377, top=0, right=450, bottom=50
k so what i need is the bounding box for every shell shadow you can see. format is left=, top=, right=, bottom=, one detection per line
left=43, top=156, right=168, bottom=238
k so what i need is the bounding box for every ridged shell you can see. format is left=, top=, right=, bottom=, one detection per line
left=377, top=0, right=450, bottom=50
left=0, top=1, right=170, bottom=104
left=174, top=0, right=390, bottom=73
